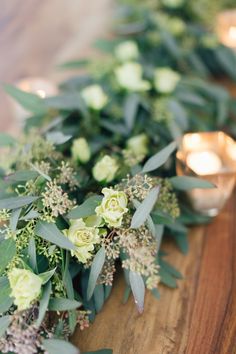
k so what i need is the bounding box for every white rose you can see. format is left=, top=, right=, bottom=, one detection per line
left=93, top=155, right=119, bottom=182
left=115, top=41, right=139, bottom=62
left=81, top=84, right=108, bottom=110
left=66, top=218, right=100, bottom=263
left=71, top=138, right=91, bottom=163
left=8, top=268, right=43, bottom=310
left=95, top=188, right=128, bottom=227
left=115, top=62, right=151, bottom=92
left=154, top=67, right=180, bottom=94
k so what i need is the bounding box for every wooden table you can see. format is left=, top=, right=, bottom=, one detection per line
left=1, top=2, right=236, bottom=353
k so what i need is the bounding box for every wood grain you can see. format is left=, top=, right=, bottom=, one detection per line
left=73, top=193, right=236, bottom=354
left=0, top=2, right=236, bottom=353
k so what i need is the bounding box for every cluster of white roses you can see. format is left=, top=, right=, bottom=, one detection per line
left=65, top=188, right=128, bottom=264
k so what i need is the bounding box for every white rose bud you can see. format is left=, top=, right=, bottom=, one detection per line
left=127, top=134, right=148, bottom=157
left=115, top=41, right=139, bottom=62
left=81, top=84, right=108, bottom=110
left=71, top=138, right=91, bottom=163
left=93, top=155, right=119, bottom=182
left=154, top=67, right=180, bottom=94
left=115, top=62, right=151, bottom=92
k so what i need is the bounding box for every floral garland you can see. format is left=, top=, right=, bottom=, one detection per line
left=0, top=0, right=236, bottom=353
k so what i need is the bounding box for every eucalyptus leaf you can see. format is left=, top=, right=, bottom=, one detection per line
left=170, top=176, right=215, bottom=190
left=59, top=59, right=90, bottom=70
left=42, top=339, right=79, bottom=354
left=39, top=268, right=56, bottom=284
left=28, top=237, right=38, bottom=272
left=0, top=276, right=13, bottom=313
left=83, top=350, right=112, bottom=354
left=0, top=133, right=16, bottom=147
left=48, top=298, right=81, bottom=311
left=124, top=93, right=139, bottom=131
left=131, top=186, right=160, bottom=228
left=35, top=221, right=76, bottom=251
left=4, top=84, right=46, bottom=113
left=87, top=247, right=106, bottom=300
left=0, top=315, right=11, bottom=337
left=0, top=238, right=16, bottom=275
left=93, top=284, right=105, bottom=313
left=36, top=281, right=52, bottom=327
left=142, top=141, right=176, bottom=173
left=4, top=170, right=38, bottom=183
left=67, top=195, right=102, bottom=219
left=129, top=271, right=145, bottom=313
left=46, top=131, right=72, bottom=145
left=9, top=208, right=21, bottom=231
left=0, top=196, right=39, bottom=210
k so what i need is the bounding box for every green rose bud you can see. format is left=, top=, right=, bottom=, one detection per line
left=96, top=188, right=128, bottom=227
left=115, top=41, right=139, bottom=62
left=71, top=138, right=91, bottom=163
left=81, top=84, right=108, bottom=110
left=8, top=268, right=43, bottom=310
left=154, top=67, right=180, bottom=94
left=127, top=134, right=148, bottom=158
left=115, top=62, right=151, bottom=92
left=93, top=155, right=119, bottom=182
left=65, top=218, right=100, bottom=263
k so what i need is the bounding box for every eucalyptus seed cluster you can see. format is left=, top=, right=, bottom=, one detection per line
left=56, top=161, right=79, bottom=190
left=42, top=180, right=74, bottom=218
left=0, top=308, right=51, bottom=354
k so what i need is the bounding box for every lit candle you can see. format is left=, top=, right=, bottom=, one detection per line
left=10, top=77, right=58, bottom=127
left=186, top=151, right=222, bottom=175
left=216, top=10, right=236, bottom=49
left=176, top=132, right=236, bottom=217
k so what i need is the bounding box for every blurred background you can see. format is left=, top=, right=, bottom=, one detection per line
left=0, top=0, right=112, bottom=132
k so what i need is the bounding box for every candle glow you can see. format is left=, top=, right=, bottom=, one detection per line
left=186, top=151, right=222, bottom=176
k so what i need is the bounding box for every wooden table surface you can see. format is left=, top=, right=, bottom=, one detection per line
left=1, top=2, right=236, bottom=354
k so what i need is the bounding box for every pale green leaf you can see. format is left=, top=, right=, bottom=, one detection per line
left=36, top=281, right=52, bottom=327
left=170, top=176, right=215, bottom=190
left=0, top=315, right=11, bottom=337
left=42, top=339, right=79, bottom=354
left=0, top=196, right=39, bottom=210
left=0, top=238, right=16, bottom=275
left=131, top=187, right=160, bottom=229
left=87, top=247, right=106, bottom=300
left=129, top=271, right=145, bottom=313
left=48, top=298, right=81, bottom=311
left=35, top=221, right=76, bottom=251
left=142, top=142, right=177, bottom=173
left=67, top=195, right=102, bottom=219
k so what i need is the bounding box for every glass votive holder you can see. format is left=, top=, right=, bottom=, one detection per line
left=216, top=9, right=236, bottom=49
left=176, top=131, right=236, bottom=217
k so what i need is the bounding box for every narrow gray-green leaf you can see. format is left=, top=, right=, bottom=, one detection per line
left=131, top=186, right=160, bottom=229
left=0, top=133, right=16, bottom=147
left=142, top=141, right=177, bottom=173
left=39, top=268, right=56, bottom=285
left=4, top=84, right=46, bottom=113
left=129, top=271, right=145, bottom=313
left=67, top=195, right=102, bottom=219
left=170, top=176, right=215, bottom=190
left=35, top=221, right=76, bottom=251
left=9, top=208, right=21, bottom=231
left=48, top=298, right=81, bottom=311
left=0, top=315, right=11, bottom=337
left=0, top=238, right=16, bottom=275
left=87, top=246, right=106, bottom=300
left=46, top=131, right=72, bottom=145
left=36, top=281, right=52, bottom=327
left=42, top=339, right=79, bottom=354
left=124, top=93, right=139, bottom=131
left=0, top=196, right=39, bottom=210
left=0, top=276, right=13, bottom=313
left=28, top=237, right=38, bottom=272
left=4, top=170, right=38, bottom=183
